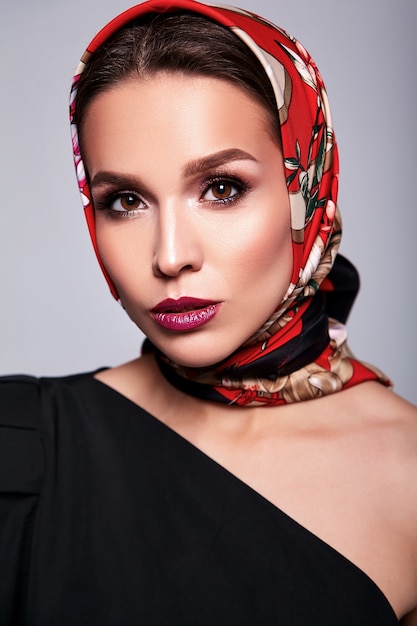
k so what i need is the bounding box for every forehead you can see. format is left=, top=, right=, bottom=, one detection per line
left=81, top=73, right=277, bottom=172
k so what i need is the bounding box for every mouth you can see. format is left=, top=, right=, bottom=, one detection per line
left=150, top=297, right=221, bottom=332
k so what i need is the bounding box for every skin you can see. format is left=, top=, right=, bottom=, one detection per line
left=82, top=73, right=417, bottom=623
left=83, top=74, right=292, bottom=368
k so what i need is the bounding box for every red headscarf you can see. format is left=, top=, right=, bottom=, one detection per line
left=70, top=0, right=390, bottom=405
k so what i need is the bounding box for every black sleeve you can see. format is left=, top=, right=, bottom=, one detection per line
left=0, top=376, right=44, bottom=625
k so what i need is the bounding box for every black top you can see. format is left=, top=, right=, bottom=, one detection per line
left=0, top=372, right=399, bottom=625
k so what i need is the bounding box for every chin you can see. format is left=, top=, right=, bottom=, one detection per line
left=160, top=349, right=227, bottom=370
left=148, top=333, right=238, bottom=370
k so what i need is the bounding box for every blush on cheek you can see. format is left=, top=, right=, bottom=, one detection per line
left=94, top=242, right=129, bottom=302
left=227, top=216, right=292, bottom=280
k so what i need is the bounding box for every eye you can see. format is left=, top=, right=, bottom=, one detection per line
left=202, top=178, right=243, bottom=203
left=110, top=192, right=145, bottom=212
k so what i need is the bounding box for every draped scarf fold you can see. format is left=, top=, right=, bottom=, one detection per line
left=70, top=0, right=390, bottom=406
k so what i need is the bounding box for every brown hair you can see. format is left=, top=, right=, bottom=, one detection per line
left=75, top=12, right=281, bottom=145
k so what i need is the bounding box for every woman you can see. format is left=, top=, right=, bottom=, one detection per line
left=1, top=0, right=416, bottom=623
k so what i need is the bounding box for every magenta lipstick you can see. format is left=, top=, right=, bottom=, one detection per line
left=150, top=297, right=221, bottom=331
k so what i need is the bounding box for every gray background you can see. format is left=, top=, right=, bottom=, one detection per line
left=1, top=0, right=416, bottom=403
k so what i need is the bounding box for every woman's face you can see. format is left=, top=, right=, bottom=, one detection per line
left=82, top=73, right=292, bottom=367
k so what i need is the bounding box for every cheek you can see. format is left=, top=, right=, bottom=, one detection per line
left=95, top=227, right=119, bottom=277
left=94, top=222, right=145, bottom=292
left=219, top=210, right=292, bottom=284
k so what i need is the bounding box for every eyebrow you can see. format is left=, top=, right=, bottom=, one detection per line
left=89, top=148, right=258, bottom=191
left=90, top=171, right=140, bottom=190
left=183, top=148, right=257, bottom=177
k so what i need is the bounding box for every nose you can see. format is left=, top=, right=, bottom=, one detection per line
left=152, top=204, right=203, bottom=277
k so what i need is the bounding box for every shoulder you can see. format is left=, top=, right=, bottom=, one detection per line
left=0, top=369, right=109, bottom=494
left=327, top=380, right=417, bottom=448
left=0, top=374, right=44, bottom=495
left=304, top=382, right=417, bottom=618
left=351, top=382, right=417, bottom=462
left=351, top=383, right=417, bottom=612
left=367, top=385, right=417, bottom=530
left=0, top=376, right=45, bottom=619
left=317, top=382, right=417, bottom=559
left=339, top=382, right=417, bottom=494
left=0, top=374, right=41, bottom=427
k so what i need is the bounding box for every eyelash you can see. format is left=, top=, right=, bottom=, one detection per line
left=200, top=175, right=250, bottom=206
left=94, top=190, right=146, bottom=219
left=94, top=174, right=250, bottom=219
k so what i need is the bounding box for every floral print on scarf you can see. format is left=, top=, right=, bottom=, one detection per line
left=70, top=0, right=390, bottom=406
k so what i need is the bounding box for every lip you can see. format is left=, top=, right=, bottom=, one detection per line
left=150, top=297, right=221, bottom=332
